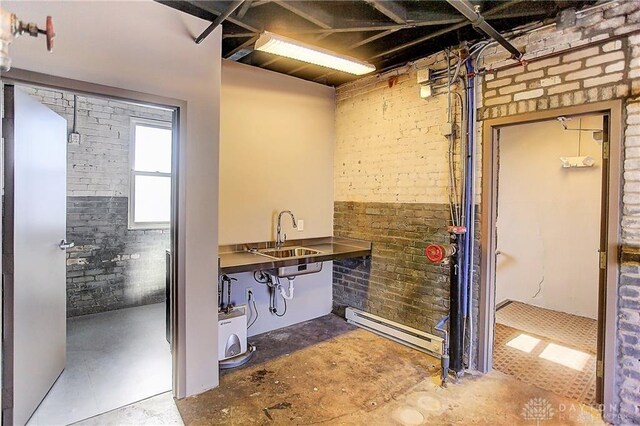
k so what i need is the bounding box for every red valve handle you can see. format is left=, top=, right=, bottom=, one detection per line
left=45, top=16, right=54, bottom=52
left=425, top=244, right=445, bottom=263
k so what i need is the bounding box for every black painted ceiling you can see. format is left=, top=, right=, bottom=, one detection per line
left=158, top=0, right=595, bottom=86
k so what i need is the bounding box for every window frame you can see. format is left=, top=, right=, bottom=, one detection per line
left=129, top=117, right=173, bottom=230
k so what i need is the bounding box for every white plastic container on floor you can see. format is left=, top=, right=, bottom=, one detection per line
left=218, top=306, right=248, bottom=361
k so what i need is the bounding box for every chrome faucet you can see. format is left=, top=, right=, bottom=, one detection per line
left=276, top=210, right=297, bottom=249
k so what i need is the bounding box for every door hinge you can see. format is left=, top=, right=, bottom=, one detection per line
left=603, top=141, right=609, bottom=159
left=596, top=360, right=604, bottom=378
left=599, top=251, right=607, bottom=269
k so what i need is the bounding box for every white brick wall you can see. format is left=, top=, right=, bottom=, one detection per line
left=335, top=1, right=640, bottom=422
left=335, top=52, right=459, bottom=204
left=624, top=101, right=640, bottom=244
left=23, top=87, right=173, bottom=197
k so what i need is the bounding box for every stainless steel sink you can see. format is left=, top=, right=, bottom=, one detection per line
left=258, top=247, right=321, bottom=259
left=255, top=246, right=323, bottom=277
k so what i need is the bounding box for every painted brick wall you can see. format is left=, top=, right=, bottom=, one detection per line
left=333, top=202, right=451, bottom=334
left=334, top=51, right=463, bottom=343
left=335, top=1, right=640, bottom=422
left=335, top=52, right=454, bottom=205
left=67, top=197, right=169, bottom=316
left=619, top=247, right=640, bottom=424
left=476, top=3, right=640, bottom=422
left=24, top=87, right=172, bottom=316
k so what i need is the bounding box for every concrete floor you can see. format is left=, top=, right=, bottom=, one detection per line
left=175, top=314, right=605, bottom=425
left=74, top=392, right=182, bottom=426
left=28, top=303, right=172, bottom=425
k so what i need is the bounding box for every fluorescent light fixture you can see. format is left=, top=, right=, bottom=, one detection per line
left=539, top=343, right=591, bottom=371
left=254, top=31, right=376, bottom=76
left=506, top=334, right=541, bottom=353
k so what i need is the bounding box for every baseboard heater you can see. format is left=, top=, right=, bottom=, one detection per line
left=345, top=307, right=444, bottom=358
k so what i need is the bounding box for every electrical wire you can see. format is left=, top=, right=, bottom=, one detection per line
left=269, top=277, right=287, bottom=317
left=255, top=271, right=288, bottom=317
left=247, top=291, right=258, bottom=328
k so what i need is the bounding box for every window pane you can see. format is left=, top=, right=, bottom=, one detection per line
left=134, top=175, right=171, bottom=223
left=134, top=124, right=172, bottom=173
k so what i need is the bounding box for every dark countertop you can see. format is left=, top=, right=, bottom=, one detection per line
left=219, top=236, right=371, bottom=275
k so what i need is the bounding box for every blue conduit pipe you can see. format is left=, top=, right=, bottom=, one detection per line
left=449, top=57, right=476, bottom=375
left=461, top=57, right=476, bottom=368
left=460, top=59, right=474, bottom=323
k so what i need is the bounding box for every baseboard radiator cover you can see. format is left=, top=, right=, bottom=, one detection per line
left=345, top=307, right=443, bottom=358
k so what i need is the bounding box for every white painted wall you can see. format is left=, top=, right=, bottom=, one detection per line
left=220, top=60, right=335, bottom=244
left=219, top=60, right=335, bottom=334
left=495, top=115, right=603, bottom=319
left=227, top=268, right=333, bottom=337
left=3, top=0, right=221, bottom=396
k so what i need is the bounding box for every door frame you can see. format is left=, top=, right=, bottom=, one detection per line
left=1, top=68, right=189, bottom=416
left=478, top=100, right=622, bottom=416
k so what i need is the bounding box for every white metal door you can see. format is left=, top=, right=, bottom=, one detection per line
left=2, top=86, right=67, bottom=425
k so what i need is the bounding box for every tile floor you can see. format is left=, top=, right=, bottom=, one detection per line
left=27, top=303, right=172, bottom=426
left=496, top=301, right=598, bottom=353
left=493, top=302, right=598, bottom=406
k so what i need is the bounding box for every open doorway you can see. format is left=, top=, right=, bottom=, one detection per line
left=3, top=84, right=175, bottom=425
left=491, top=114, right=604, bottom=406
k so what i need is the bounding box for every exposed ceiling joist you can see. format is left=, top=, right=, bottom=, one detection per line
left=195, top=0, right=245, bottom=44
left=350, top=28, right=399, bottom=49
left=236, top=0, right=253, bottom=19
left=159, top=0, right=592, bottom=86
left=273, top=0, right=334, bottom=29
left=312, top=0, right=525, bottom=83
left=288, top=8, right=549, bottom=36
left=189, top=1, right=261, bottom=33
left=225, top=35, right=259, bottom=60
left=371, top=0, right=525, bottom=60
left=256, top=1, right=336, bottom=68
left=287, top=20, right=465, bottom=35
left=223, top=32, right=258, bottom=39
left=364, top=0, right=407, bottom=24
left=250, top=0, right=272, bottom=7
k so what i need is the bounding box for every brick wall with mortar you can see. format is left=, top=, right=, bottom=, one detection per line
left=334, top=49, right=467, bottom=338
left=24, top=87, right=171, bottom=317
left=333, top=202, right=451, bottom=333
left=335, top=1, right=640, bottom=422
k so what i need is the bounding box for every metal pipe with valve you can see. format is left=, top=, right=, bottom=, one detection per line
left=425, top=226, right=465, bottom=379
left=0, top=8, right=55, bottom=71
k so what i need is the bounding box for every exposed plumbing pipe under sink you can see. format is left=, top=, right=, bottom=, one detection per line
left=278, top=276, right=295, bottom=300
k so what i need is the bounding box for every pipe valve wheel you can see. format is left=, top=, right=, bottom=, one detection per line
left=425, top=243, right=457, bottom=263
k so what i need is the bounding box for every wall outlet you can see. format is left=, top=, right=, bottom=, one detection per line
left=68, top=132, right=81, bottom=145
left=245, top=287, right=253, bottom=301
left=297, top=219, right=304, bottom=231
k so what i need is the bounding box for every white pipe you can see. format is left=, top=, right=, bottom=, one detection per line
left=278, top=278, right=295, bottom=300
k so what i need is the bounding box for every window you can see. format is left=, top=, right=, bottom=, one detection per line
left=130, top=118, right=172, bottom=228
